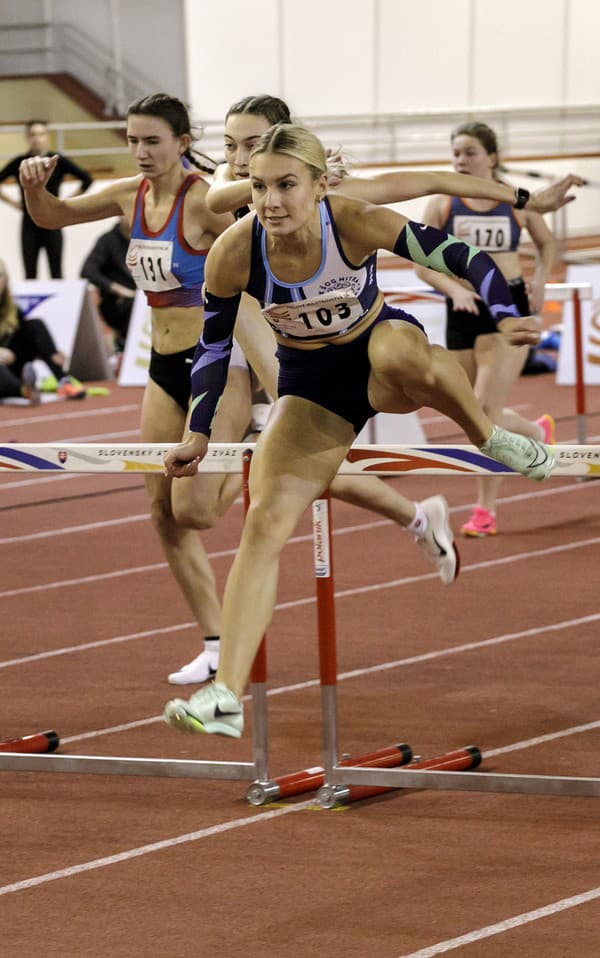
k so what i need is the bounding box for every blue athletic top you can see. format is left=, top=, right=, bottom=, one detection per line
left=441, top=195, right=521, bottom=254
left=127, top=174, right=208, bottom=308
left=245, top=196, right=379, bottom=342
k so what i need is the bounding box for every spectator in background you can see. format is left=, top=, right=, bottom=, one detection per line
left=0, top=257, right=85, bottom=401
left=80, top=216, right=136, bottom=353
left=0, top=120, right=93, bottom=279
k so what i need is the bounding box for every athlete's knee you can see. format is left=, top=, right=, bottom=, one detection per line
left=243, top=497, right=293, bottom=552
left=172, top=496, right=218, bottom=531
left=171, top=481, right=220, bottom=530
left=148, top=495, right=178, bottom=542
left=372, top=338, right=434, bottom=387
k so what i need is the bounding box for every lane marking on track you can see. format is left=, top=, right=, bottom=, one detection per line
left=0, top=512, right=151, bottom=545
left=1, top=715, right=598, bottom=903
left=0, top=477, right=591, bottom=544
left=0, top=507, right=598, bottom=601
left=0, top=538, right=600, bottom=674
left=396, top=886, right=600, bottom=957
left=47, top=610, right=598, bottom=744
left=0, top=799, right=315, bottom=899
left=0, top=404, right=140, bottom=429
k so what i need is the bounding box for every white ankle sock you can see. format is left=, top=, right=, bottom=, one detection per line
left=406, top=502, right=428, bottom=537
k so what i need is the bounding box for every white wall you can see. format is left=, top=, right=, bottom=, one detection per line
left=184, top=0, right=600, bottom=119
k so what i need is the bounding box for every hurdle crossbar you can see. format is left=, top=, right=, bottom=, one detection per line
left=0, top=753, right=257, bottom=780
left=0, top=443, right=598, bottom=477
left=324, top=766, right=600, bottom=798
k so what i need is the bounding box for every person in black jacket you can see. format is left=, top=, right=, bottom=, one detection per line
left=80, top=216, right=136, bottom=351
left=0, top=120, right=92, bottom=278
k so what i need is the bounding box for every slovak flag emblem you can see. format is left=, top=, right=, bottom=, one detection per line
left=58, top=450, right=68, bottom=464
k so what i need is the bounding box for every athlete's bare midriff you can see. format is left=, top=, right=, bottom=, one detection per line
left=151, top=305, right=204, bottom=354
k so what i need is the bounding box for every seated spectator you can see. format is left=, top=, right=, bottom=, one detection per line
left=0, top=258, right=85, bottom=402
left=80, top=216, right=136, bottom=353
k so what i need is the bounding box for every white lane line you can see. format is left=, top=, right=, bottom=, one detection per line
left=0, top=799, right=314, bottom=899
left=0, top=473, right=96, bottom=491
left=0, top=478, right=589, bottom=544
left=53, top=610, right=600, bottom=745
left=484, top=719, right=600, bottom=758
left=0, top=403, right=140, bottom=428
left=0, top=513, right=150, bottom=545
left=396, top=887, right=600, bottom=957
left=0, top=622, right=197, bottom=670
left=1, top=714, right=598, bottom=902
left=1, top=531, right=598, bottom=605
left=0, top=527, right=598, bottom=620
left=0, top=538, right=600, bottom=669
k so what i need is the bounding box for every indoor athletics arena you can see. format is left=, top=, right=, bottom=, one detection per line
left=1, top=1, right=599, bottom=955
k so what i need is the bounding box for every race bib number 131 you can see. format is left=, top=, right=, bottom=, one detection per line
left=126, top=239, right=180, bottom=293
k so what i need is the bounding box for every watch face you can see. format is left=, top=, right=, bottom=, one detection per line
left=515, top=188, right=529, bottom=209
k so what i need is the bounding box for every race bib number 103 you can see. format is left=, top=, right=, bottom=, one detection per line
left=262, top=289, right=363, bottom=340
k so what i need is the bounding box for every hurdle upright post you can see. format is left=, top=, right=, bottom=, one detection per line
left=571, top=288, right=587, bottom=444
left=243, top=450, right=270, bottom=786
left=312, top=490, right=339, bottom=777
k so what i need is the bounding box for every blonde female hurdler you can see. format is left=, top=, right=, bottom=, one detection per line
left=163, top=123, right=554, bottom=739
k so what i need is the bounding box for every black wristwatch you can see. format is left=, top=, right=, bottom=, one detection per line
left=514, top=187, right=530, bottom=209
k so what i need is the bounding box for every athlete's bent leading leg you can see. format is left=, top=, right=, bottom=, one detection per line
left=164, top=395, right=355, bottom=737
left=368, top=320, right=553, bottom=481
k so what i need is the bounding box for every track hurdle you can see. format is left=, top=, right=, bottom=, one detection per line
left=0, top=452, right=268, bottom=787
left=309, top=479, right=600, bottom=806
left=0, top=441, right=599, bottom=802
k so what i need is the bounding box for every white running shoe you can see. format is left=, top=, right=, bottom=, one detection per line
left=168, top=648, right=218, bottom=685
left=164, top=682, right=244, bottom=738
left=416, top=495, right=460, bottom=585
left=479, top=426, right=554, bottom=481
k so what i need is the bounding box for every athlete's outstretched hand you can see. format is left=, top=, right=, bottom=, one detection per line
left=528, top=174, right=586, bottom=214
left=164, top=433, right=209, bottom=478
left=497, top=315, right=542, bottom=346
left=19, top=154, right=59, bottom=191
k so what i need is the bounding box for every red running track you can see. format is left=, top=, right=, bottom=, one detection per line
left=1, top=372, right=599, bottom=958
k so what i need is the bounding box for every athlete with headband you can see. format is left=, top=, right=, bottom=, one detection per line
left=162, top=123, right=556, bottom=739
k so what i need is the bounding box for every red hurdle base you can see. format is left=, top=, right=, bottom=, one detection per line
left=318, top=746, right=482, bottom=808
left=0, top=730, right=60, bottom=754
left=246, top=743, right=413, bottom=806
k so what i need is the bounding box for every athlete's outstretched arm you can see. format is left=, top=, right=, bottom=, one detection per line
left=19, top=154, right=124, bottom=227
left=338, top=198, right=540, bottom=344
left=334, top=169, right=584, bottom=213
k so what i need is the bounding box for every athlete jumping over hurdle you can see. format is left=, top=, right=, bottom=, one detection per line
left=161, top=124, right=555, bottom=739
